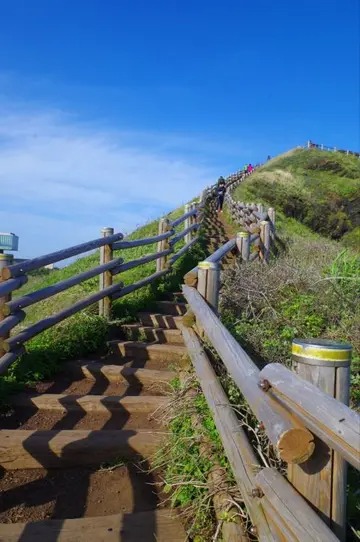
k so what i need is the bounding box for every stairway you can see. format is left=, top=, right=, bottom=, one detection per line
left=0, top=296, right=188, bottom=541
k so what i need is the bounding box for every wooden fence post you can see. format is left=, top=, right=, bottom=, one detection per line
left=0, top=253, right=13, bottom=358
left=156, top=218, right=170, bottom=272
left=184, top=204, right=191, bottom=244
left=197, top=261, right=220, bottom=314
left=99, top=227, right=114, bottom=319
left=260, top=220, right=270, bottom=263
left=288, top=338, right=352, bottom=541
left=268, top=208, right=276, bottom=241
left=237, top=232, right=250, bottom=261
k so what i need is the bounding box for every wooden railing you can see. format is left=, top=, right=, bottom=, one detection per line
left=0, top=201, right=204, bottom=374
left=305, top=140, right=360, bottom=157
left=181, top=184, right=359, bottom=541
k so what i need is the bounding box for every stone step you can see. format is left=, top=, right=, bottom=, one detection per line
left=156, top=301, right=187, bottom=316
left=0, top=509, right=186, bottom=541
left=0, top=429, right=165, bottom=469
left=109, top=341, right=187, bottom=363
left=121, top=324, right=184, bottom=345
left=137, top=313, right=183, bottom=329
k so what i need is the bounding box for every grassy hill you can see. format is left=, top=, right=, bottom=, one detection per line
left=232, top=148, right=360, bottom=248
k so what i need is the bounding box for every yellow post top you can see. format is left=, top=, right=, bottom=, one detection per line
left=237, top=231, right=249, bottom=238
left=292, top=339, right=352, bottom=362
left=198, top=260, right=217, bottom=270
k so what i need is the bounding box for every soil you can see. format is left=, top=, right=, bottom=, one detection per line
left=0, top=464, right=164, bottom=523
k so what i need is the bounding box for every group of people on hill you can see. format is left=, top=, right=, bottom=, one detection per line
left=243, top=163, right=254, bottom=174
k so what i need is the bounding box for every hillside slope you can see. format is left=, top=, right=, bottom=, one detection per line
left=232, top=148, right=360, bottom=248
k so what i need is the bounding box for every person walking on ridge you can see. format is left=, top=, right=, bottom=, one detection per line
left=216, top=177, right=226, bottom=213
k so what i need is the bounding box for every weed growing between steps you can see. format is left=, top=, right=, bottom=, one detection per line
left=152, top=376, right=247, bottom=541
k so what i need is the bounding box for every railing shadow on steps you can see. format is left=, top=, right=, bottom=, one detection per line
left=180, top=191, right=359, bottom=541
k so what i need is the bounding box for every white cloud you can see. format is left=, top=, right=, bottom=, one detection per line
left=0, top=104, right=219, bottom=257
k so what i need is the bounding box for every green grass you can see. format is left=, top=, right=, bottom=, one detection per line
left=233, top=148, right=360, bottom=241
left=1, top=201, right=208, bottom=404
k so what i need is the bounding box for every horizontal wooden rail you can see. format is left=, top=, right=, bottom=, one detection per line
left=169, top=223, right=199, bottom=247
left=255, top=468, right=339, bottom=542
left=0, top=280, right=125, bottom=356
left=112, top=249, right=172, bottom=275
left=3, top=258, right=124, bottom=316
left=182, top=326, right=275, bottom=541
left=112, top=269, right=168, bottom=301
left=168, top=237, right=198, bottom=266
left=184, top=238, right=236, bottom=286
left=0, top=311, right=26, bottom=336
left=182, top=285, right=315, bottom=464
left=0, top=347, right=26, bottom=374
left=112, top=230, right=173, bottom=250
left=169, top=208, right=197, bottom=228
left=1, top=233, right=124, bottom=280
left=259, top=363, right=360, bottom=470
left=0, top=275, right=28, bottom=297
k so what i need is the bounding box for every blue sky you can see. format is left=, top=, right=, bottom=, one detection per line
left=0, top=0, right=359, bottom=258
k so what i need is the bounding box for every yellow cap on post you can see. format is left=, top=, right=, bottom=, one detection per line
left=237, top=231, right=249, bottom=238
left=198, top=261, right=217, bottom=270
left=292, top=339, right=352, bottom=364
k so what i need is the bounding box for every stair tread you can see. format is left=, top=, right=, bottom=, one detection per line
left=0, top=429, right=166, bottom=469
left=66, top=362, right=176, bottom=386
left=10, top=392, right=169, bottom=412
left=0, top=509, right=186, bottom=541
left=110, top=340, right=186, bottom=353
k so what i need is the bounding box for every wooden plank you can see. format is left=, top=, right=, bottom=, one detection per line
left=183, top=238, right=236, bottom=285
left=4, top=259, right=123, bottom=316
left=255, top=468, right=339, bottom=542
left=113, top=249, right=171, bottom=276
left=0, top=429, right=165, bottom=469
left=169, top=236, right=198, bottom=265
left=11, top=393, right=169, bottom=413
left=137, top=312, right=183, bottom=329
left=2, top=232, right=124, bottom=280
left=170, top=207, right=197, bottom=228
left=0, top=509, right=187, bottom=542
left=1, top=280, right=125, bottom=353
left=0, top=310, right=26, bottom=335
left=0, top=275, right=27, bottom=298
left=112, top=230, right=173, bottom=251
left=71, top=362, right=176, bottom=386
left=121, top=324, right=183, bottom=344
left=111, top=340, right=187, bottom=362
left=169, top=223, right=199, bottom=247
left=111, top=269, right=169, bottom=301
left=156, top=301, right=187, bottom=316
left=182, top=286, right=314, bottom=464
left=0, top=347, right=26, bottom=375
left=181, top=327, right=275, bottom=541
left=259, top=363, right=360, bottom=469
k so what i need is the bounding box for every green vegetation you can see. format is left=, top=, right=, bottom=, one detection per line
left=153, top=376, right=240, bottom=541
left=223, top=166, right=360, bottom=537
left=1, top=203, right=208, bottom=404
left=233, top=148, right=360, bottom=242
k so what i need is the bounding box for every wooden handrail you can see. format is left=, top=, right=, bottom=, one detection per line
left=0, top=275, right=28, bottom=297
left=0, top=280, right=125, bottom=357
left=112, top=230, right=174, bottom=250
left=168, top=237, right=198, bottom=265
left=112, top=248, right=172, bottom=275
left=169, top=208, right=197, bottom=228
left=182, top=285, right=315, bottom=464
left=184, top=238, right=236, bottom=286
left=169, top=223, right=199, bottom=247
left=3, top=258, right=124, bottom=315
left=1, top=232, right=124, bottom=280
left=259, top=363, right=360, bottom=470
